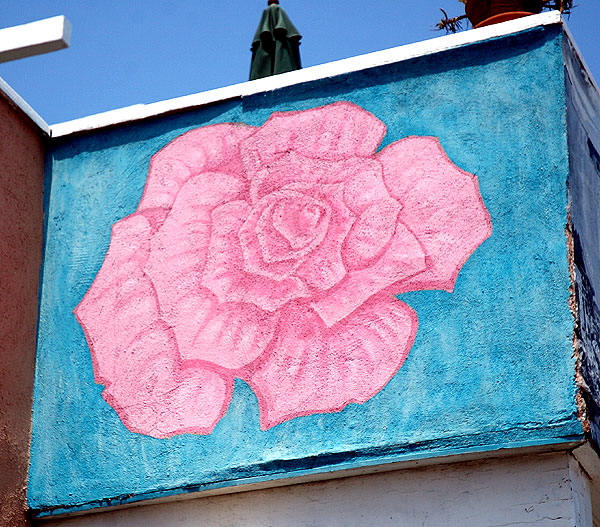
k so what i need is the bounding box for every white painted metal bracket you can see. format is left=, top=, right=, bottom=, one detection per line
left=0, top=15, right=71, bottom=64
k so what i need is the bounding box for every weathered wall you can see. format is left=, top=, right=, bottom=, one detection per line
left=30, top=24, right=582, bottom=517
left=0, top=92, right=45, bottom=525
left=37, top=452, right=590, bottom=527
left=565, top=34, right=600, bottom=449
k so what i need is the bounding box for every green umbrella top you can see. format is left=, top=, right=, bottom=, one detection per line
left=250, top=0, right=302, bottom=81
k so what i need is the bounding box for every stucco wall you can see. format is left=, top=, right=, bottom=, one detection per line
left=37, top=452, right=592, bottom=527
left=30, top=23, right=583, bottom=517
left=565, top=33, right=600, bottom=450
left=0, top=91, right=46, bottom=526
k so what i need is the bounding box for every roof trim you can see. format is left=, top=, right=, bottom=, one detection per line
left=0, top=76, right=50, bottom=135
left=51, top=11, right=563, bottom=138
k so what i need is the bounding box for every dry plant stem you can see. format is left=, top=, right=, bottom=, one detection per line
left=437, top=14, right=469, bottom=32
left=436, top=10, right=468, bottom=33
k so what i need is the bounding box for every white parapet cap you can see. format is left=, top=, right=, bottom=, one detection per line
left=50, top=10, right=564, bottom=138
left=0, top=15, right=71, bottom=64
left=0, top=76, right=50, bottom=135
left=0, top=15, right=71, bottom=135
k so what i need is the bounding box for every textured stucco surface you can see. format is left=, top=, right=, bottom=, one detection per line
left=30, top=25, right=582, bottom=516
left=37, top=452, right=584, bottom=527
left=0, top=92, right=45, bottom=526
left=565, top=35, right=600, bottom=447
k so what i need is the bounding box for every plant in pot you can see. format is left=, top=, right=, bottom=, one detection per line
left=437, top=0, right=573, bottom=33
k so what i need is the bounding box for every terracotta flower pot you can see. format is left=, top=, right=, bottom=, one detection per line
left=465, top=0, right=545, bottom=28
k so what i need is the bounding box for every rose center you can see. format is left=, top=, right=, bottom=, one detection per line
left=272, top=200, right=328, bottom=250
left=247, top=190, right=332, bottom=265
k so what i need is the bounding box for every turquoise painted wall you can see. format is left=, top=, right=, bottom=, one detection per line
left=29, top=25, right=581, bottom=516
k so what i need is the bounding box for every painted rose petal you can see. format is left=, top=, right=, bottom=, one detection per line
left=74, top=212, right=162, bottom=384
left=139, top=123, right=255, bottom=211
left=145, top=172, right=246, bottom=318
left=250, top=153, right=381, bottom=206
left=255, top=201, right=296, bottom=262
left=77, top=103, right=492, bottom=439
left=201, top=200, right=250, bottom=296
left=241, top=102, right=387, bottom=180
left=379, top=136, right=492, bottom=292
left=239, top=202, right=300, bottom=281
left=343, top=199, right=402, bottom=269
left=255, top=191, right=329, bottom=263
left=242, top=296, right=417, bottom=430
left=269, top=195, right=330, bottom=254
left=185, top=298, right=281, bottom=370
left=102, top=323, right=232, bottom=438
left=342, top=160, right=390, bottom=214
left=164, top=288, right=280, bottom=370
left=295, top=185, right=353, bottom=292
left=152, top=367, right=232, bottom=438
left=203, top=201, right=310, bottom=311
left=162, top=292, right=213, bottom=359
left=294, top=235, right=347, bottom=292
left=312, top=222, right=426, bottom=327
left=239, top=189, right=331, bottom=281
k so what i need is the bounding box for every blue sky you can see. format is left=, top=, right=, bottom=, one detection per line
left=0, top=1, right=596, bottom=125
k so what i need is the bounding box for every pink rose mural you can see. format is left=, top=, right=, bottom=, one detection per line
left=74, top=102, right=492, bottom=439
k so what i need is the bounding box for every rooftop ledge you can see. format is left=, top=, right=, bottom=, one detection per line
left=0, top=11, right=586, bottom=139
left=0, top=75, right=50, bottom=135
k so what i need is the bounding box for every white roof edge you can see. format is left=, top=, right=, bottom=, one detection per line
left=50, top=10, right=562, bottom=139
left=0, top=76, right=50, bottom=135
